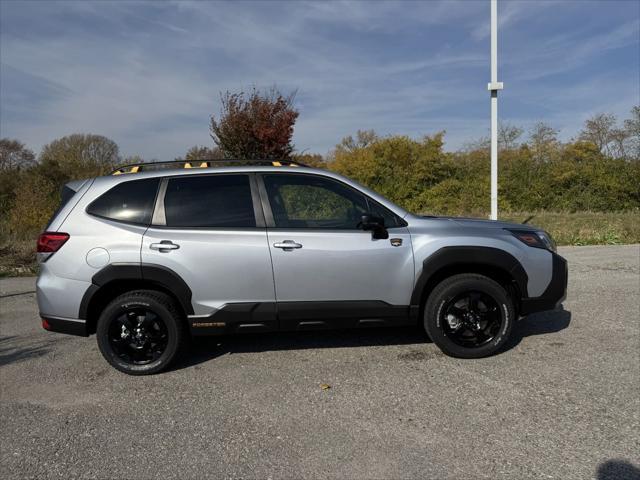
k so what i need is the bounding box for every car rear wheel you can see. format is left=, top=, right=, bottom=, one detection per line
left=96, top=290, right=186, bottom=375
left=424, top=274, right=514, bottom=358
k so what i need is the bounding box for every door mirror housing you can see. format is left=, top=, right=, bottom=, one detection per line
left=360, top=214, right=389, bottom=239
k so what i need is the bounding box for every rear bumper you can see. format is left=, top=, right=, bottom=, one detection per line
left=520, top=252, right=568, bottom=316
left=36, top=265, right=91, bottom=320
left=41, top=315, right=89, bottom=337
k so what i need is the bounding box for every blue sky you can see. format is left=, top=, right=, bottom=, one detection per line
left=1, top=0, right=638, bottom=160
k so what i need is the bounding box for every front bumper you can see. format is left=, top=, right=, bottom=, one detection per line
left=519, top=252, right=568, bottom=315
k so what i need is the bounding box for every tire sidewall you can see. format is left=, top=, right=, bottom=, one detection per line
left=425, top=276, right=514, bottom=358
left=97, top=296, right=180, bottom=375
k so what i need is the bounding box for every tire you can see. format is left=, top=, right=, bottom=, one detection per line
left=96, top=290, right=186, bottom=375
left=424, top=274, right=514, bottom=359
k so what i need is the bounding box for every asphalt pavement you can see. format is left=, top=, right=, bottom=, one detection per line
left=1, top=245, right=639, bottom=479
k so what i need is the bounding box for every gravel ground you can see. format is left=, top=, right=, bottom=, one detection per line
left=1, top=245, right=639, bottom=479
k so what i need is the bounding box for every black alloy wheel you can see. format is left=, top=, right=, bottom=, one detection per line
left=424, top=273, right=515, bottom=359
left=107, top=308, right=169, bottom=365
left=440, top=291, right=502, bottom=348
left=97, top=290, right=185, bottom=375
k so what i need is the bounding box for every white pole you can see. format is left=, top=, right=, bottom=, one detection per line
left=488, top=0, right=503, bottom=220
left=490, top=92, right=498, bottom=220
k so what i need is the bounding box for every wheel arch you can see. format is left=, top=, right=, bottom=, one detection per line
left=411, top=246, right=528, bottom=317
left=79, top=263, right=193, bottom=334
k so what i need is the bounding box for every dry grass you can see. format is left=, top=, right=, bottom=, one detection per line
left=0, top=211, right=637, bottom=276
left=502, top=211, right=639, bottom=246
left=0, top=238, right=38, bottom=277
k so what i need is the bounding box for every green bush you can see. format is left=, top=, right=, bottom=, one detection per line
left=329, top=133, right=639, bottom=215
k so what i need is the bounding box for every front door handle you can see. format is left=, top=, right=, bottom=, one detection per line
left=273, top=240, right=303, bottom=251
left=150, top=240, right=180, bottom=252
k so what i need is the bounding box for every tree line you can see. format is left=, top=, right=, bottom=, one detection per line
left=1, top=87, right=638, bottom=239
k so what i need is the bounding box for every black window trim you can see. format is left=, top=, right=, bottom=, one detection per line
left=256, top=172, right=407, bottom=230
left=150, top=172, right=266, bottom=230
left=86, top=177, right=161, bottom=227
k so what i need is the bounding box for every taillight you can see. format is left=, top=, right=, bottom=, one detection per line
left=37, top=232, right=70, bottom=253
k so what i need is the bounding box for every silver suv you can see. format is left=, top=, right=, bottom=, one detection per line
left=37, top=160, right=567, bottom=375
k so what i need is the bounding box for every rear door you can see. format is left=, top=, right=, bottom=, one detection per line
left=142, top=173, right=276, bottom=332
left=258, top=172, right=414, bottom=329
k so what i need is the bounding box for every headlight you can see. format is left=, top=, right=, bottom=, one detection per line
left=507, top=229, right=557, bottom=252
left=536, top=230, right=557, bottom=252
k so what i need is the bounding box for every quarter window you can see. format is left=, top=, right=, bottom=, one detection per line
left=164, top=175, right=256, bottom=228
left=87, top=178, right=160, bottom=225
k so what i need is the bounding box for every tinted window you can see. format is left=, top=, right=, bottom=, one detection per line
left=87, top=178, right=159, bottom=225
left=367, top=198, right=404, bottom=228
left=164, top=175, right=256, bottom=228
left=263, top=174, right=372, bottom=229
left=46, top=184, right=80, bottom=229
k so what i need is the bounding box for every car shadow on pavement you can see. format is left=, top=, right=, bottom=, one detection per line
left=596, top=459, right=640, bottom=480
left=502, top=307, right=572, bottom=353
left=0, top=335, right=55, bottom=367
left=171, top=326, right=430, bottom=371
left=171, top=307, right=572, bottom=371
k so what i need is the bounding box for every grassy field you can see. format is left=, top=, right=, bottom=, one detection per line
left=502, top=211, right=639, bottom=246
left=0, top=211, right=638, bottom=277
left=0, top=239, right=36, bottom=277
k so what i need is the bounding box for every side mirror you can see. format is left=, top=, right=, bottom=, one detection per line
left=360, top=213, right=389, bottom=239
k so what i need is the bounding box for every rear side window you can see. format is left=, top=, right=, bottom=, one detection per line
left=59, top=185, right=77, bottom=210
left=87, top=178, right=160, bottom=225
left=163, top=175, right=256, bottom=228
left=45, top=184, right=80, bottom=229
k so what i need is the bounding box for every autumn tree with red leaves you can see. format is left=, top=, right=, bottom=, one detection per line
left=210, top=88, right=299, bottom=160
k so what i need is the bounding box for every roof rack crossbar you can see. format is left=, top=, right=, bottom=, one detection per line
left=110, top=158, right=309, bottom=175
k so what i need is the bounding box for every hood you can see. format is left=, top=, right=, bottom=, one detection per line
left=446, top=216, right=538, bottom=231
left=413, top=214, right=539, bottom=231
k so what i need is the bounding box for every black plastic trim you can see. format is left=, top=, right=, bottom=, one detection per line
left=79, top=263, right=194, bottom=319
left=141, top=264, right=194, bottom=315
left=249, top=173, right=267, bottom=228
left=190, top=300, right=414, bottom=336
left=410, top=246, right=529, bottom=305
left=255, top=173, right=275, bottom=226
left=78, top=284, right=100, bottom=320
left=189, top=302, right=278, bottom=336
left=520, top=252, right=568, bottom=315
left=278, top=300, right=413, bottom=330
left=41, top=316, right=88, bottom=337
left=92, top=263, right=142, bottom=285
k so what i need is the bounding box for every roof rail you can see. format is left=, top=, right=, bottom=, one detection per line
left=110, top=158, right=309, bottom=175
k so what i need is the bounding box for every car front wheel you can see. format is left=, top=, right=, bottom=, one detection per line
left=424, top=274, right=514, bottom=358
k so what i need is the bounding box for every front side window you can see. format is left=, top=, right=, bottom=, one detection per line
left=263, top=174, right=373, bottom=229
left=164, top=174, right=256, bottom=228
left=366, top=198, right=404, bottom=228
left=87, top=178, right=160, bottom=225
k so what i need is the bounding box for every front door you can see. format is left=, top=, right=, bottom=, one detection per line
left=142, top=173, right=276, bottom=333
left=259, top=173, right=414, bottom=330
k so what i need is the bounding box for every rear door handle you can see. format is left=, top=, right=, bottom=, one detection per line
left=273, top=240, right=303, bottom=251
left=150, top=240, right=180, bottom=252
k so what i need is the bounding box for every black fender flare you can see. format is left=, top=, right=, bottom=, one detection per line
left=78, top=263, right=194, bottom=319
left=410, top=246, right=529, bottom=306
